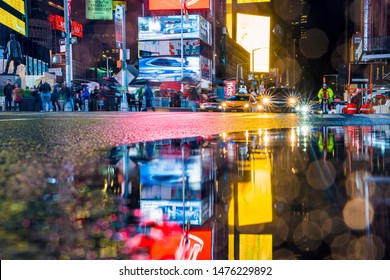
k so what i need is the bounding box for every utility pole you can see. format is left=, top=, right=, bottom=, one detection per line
left=118, top=4, right=129, bottom=111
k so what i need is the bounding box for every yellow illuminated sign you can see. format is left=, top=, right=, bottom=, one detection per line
left=238, top=157, right=272, bottom=226
left=228, top=152, right=273, bottom=260
left=3, top=0, right=25, bottom=15
left=240, top=234, right=272, bottom=260
left=0, top=7, right=26, bottom=35
left=237, top=13, right=270, bottom=73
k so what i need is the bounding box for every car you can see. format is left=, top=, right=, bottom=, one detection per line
left=222, top=93, right=260, bottom=112
left=163, top=23, right=195, bottom=34
left=257, top=87, right=300, bottom=113
left=199, top=96, right=224, bottom=112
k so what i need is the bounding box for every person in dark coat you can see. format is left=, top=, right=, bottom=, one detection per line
left=3, top=79, right=14, bottom=111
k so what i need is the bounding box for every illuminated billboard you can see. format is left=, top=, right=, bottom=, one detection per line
left=86, top=0, right=113, bottom=20
left=138, top=56, right=201, bottom=82
left=139, top=39, right=201, bottom=57
left=3, top=0, right=25, bottom=15
left=149, top=0, right=210, bottom=11
left=0, top=7, right=26, bottom=35
left=48, top=15, right=83, bottom=38
left=138, top=15, right=211, bottom=43
left=236, top=13, right=270, bottom=73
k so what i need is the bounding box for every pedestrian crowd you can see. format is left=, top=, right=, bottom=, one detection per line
left=1, top=78, right=218, bottom=112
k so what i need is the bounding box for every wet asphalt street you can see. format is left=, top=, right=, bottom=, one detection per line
left=1, top=111, right=390, bottom=147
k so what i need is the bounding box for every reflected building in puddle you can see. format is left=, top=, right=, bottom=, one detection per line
left=1, top=126, right=389, bottom=260
left=106, top=126, right=389, bottom=260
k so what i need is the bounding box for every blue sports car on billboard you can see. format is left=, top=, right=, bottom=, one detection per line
left=163, top=23, right=196, bottom=34
left=138, top=56, right=200, bottom=82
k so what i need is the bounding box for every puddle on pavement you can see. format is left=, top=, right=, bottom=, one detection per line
left=1, top=126, right=390, bottom=260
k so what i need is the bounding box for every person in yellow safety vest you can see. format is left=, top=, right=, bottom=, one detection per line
left=318, top=83, right=334, bottom=111
left=318, top=130, right=335, bottom=156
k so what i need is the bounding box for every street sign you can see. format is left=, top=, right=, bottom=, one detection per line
left=51, top=55, right=62, bottom=64
left=115, top=5, right=124, bottom=49
left=59, top=37, right=78, bottom=45
left=48, top=68, right=62, bottom=72
left=114, top=69, right=135, bottom=87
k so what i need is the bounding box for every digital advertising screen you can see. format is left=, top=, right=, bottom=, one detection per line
left=3, top=0, right=25, bottom=15
left=236, top=13, right=270, bottom=73
left=138, top=15, right=206, bottom=41
left=86, top=0, right=113, bottom=20
left=48, top=15, right=83, bottom=38
left=148, top=0, right=210, bottom=11
left=139, top=39, right=201, bottom=57
left=138, top=55, right=201, bottom=82
left=0, top=7, right=26, bottom=35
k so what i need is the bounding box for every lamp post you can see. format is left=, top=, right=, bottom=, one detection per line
left=251, top=47, right=263, bottom=73
left=102, top=54, right=111, bottom=78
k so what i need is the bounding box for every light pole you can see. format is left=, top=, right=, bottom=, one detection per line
left=102, top=54, right=111, bottom=78
left=251, top=47, right=269, bottom=73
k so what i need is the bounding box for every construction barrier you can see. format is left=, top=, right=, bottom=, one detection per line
left=361, top=103, right=373, bottom=114
left=346, top=103, right=357, bottom=114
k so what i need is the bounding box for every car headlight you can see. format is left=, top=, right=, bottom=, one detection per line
left=262, top=97, right=270, bottom=105
left=257, top=105, right=263, bottom=110
left=218, top=105, right=222, bottom=109
left=300, top=105, right=309, bottom=113
left=244, top=104, right=249, bottom=108
left=288, top=97, right=297, bottom=105
left=222, top=102, right=227, bottom=107
left=200, top=104, right=205, bottom=109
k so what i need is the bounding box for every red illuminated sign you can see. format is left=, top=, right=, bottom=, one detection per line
left=48, top=14, right=83, bottom=38
left=149, top=0, right=210, bottom=11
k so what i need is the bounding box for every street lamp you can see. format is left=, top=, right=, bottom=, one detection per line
left=251, top=47, right=268, bottom=73
left=102, top=54, right=111, bottom=78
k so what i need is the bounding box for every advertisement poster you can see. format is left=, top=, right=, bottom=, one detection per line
left=138, top=15, right=203, bottom=41
left=48, top=15, right=83, bottom=37
left=86, top=0, right=113, bottom=20
left=138, top=56, right=201, bottom=82
left=139, top=39, right=201, bottom=57
left=0, top=7, right=26, bottom=35
left=200, top=56, right=211, bottom=80
left=3, top=0, right=25, bottom=15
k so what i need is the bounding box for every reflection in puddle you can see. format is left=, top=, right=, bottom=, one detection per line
left=1, top=126, right=390, bottom=260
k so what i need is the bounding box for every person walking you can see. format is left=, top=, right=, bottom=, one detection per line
left=3, top=79, right=14, bottom=111
left=31, top=85, right=42, bottom=111
left=143, top=81, right=155, bottom=111
left=12, top=82, right=23, bottom=111
left=61, top=83, right=74, bottom=111
left=136, top=87, right=143, bottom=111
left=187, top=83, right=199, bottom=112
left=318, top=83, right=334, bottom=113
left=81, top=86, right=91, bottom=111
left=39, top=81, right=52, bottom=112
left=51, top=83, right=61, bottom=112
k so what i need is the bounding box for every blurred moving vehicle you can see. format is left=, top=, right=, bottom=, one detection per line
left=222, top=93, right=260, bottom=112
left=257, top=87, right=300, bottom=113
left=199, top=96, right=224, bottom=112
